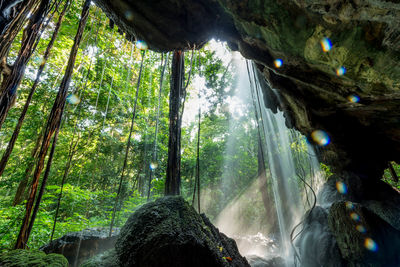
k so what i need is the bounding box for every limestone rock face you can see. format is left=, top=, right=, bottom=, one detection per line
left=93, top=0, right=400, bottom=176
left=115, top=196, right=250, bottom=267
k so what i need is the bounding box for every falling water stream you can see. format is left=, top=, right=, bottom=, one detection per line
left=214, top=53, right=324, bottom=266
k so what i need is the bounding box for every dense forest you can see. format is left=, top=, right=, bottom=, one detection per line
left=0, top=0, right=260, bottom=249
left=0, top=0, right=399, bottom=260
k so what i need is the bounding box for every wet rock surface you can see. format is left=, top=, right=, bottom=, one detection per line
left=297, top=206, right=344, bottom=267
left=298, top=172, right=400, bottom=267
left=328, top=201, right=400, bottom=266
left=40, top=227, right=119, bottom=267
left=115, top=196, right=249, bottom=267
left=93, top=0, right=400, bottom=176
left=247, top=255, right=285, bottom=267
left=83, top=196, right=249, bottom=267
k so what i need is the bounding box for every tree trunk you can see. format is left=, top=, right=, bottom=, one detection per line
left=0, top=1, right=68, bottom=177
left=25, top=119, right=61, bottom=243
left=14, top=0, right=90, bottom=249
left=0, top=0, right=51, bottom=130
left=165, top=50, right=184, bottom=196
left=0, top=0, right=38, bottom=61
left=12, top=130, right=43, bottom=206
left=50, top=132, right=80, bottom=241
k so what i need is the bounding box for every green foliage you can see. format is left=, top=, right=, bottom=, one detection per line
left=383, top=162, right=400, bottom=189
left=0, top=0, right=327, bottom=252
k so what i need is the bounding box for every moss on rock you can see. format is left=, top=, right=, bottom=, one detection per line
left=0, top=249, right=68, bottom=267
left=115, top=196, right=249, bottom=267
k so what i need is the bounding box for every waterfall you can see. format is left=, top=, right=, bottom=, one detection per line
left=214, top=52, right=325, bottom=265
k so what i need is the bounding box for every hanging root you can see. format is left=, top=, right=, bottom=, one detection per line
left=290, top=170, right=317, bottom=266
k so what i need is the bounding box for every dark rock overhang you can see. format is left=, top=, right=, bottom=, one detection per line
left=94, top=0, right=400, bottom=178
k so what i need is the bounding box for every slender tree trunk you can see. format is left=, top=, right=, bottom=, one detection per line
left=0, top=1, right=68, bottom=177
left=12, top=130, right=43, bottom=206
left=0, top=0, right=51, bottom=129
left=109, top=50, right=145, bottom=237
left=50, top=133, right=80, bottom=241
left=25, top=118, right=61, bottom=243
left=165, top=50, right=184, bottom=196
left=0, top=0, right=38, bottom=61
left=14, top=0, right=90, bottom=249
left=195, top=107, right=201, bottom=211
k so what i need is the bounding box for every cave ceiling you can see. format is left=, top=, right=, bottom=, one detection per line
left=94, top=0, right=400, bottom=177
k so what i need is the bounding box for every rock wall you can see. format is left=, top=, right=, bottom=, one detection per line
left=298, top=172, right=400, bottom=266
left=93, top=0, right=400, bottom=177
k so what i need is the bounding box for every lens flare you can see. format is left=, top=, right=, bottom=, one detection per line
left=336, top=66, right=346, bottom=76
left=150, top=162, right=158, bottom=170
left=311, top=130, right=330, bottom=146
left=364, top=238, right=378, bottom=252
left=350, top=212, right=360, bottom=222
left=125, top=10, right=133, bottom=21
left=136, top=40, right=148, bottom=50
left=336, top=181, right=347, bottom=194
left=320, top=37, right=332, bottom=52
left=347, top=94, right=360, bottom=103
left=273, top=59, right=283, bottom=68
left=345, top=201, right=354, bottom=210
left=66, top=94, right=80, bottom=105
left=356, top=225, right=366, bottom=233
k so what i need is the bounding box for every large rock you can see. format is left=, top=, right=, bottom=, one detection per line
left=328, top=201, right=400, bottom=266
left=297, top=172, right=400, bottom=266
left=114, top=196, right=250, bottom=267
left=0, top=249, right=68, bottom=267
left=93, top=0, right=400, bottom=177
left=40, top=227, right=119, bottom=267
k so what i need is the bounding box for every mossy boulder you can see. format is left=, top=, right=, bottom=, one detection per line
left=115, top=196, right=250, bottom=267
left=0, top=249, right=68, bottom=267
